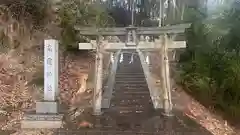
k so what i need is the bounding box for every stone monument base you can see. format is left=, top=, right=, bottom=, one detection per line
left=21, top=114, right=63, bottom=129
left=21, top=101, right=63, bottom=129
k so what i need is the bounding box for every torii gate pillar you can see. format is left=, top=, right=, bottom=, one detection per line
left=93, top=37, right=104, bottom=115
left=161, top=35, right=173, bottom=116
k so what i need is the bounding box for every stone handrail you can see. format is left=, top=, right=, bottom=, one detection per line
left=102, top=50, right=121, bottom=108
left=137, top=49, right=163, bottom=109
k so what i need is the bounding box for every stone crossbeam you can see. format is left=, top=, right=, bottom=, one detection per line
left=75, top=23, right=191, bottom=36
left=79, top=40, right=186, bottom=51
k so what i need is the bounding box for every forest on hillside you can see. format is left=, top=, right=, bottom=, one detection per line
left=180, top=0, right=240, bottom=124
left=0, top=0, right=240, bottom=127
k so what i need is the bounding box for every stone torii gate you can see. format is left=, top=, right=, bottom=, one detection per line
left=77, top=23, right=190, bottom=116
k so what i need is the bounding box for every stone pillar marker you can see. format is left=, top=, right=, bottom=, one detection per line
left=21, top=39, right=63, bottom=129
left=44, top=39, right=59, bottom=101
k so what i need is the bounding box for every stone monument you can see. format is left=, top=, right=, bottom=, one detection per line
left=21, top=39, right=63, bottom=129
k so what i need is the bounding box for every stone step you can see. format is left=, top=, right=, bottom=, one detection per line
left=106, top=109, right=145, bottom=114
left=117, top=71, right=143, bottom=73
left=118, top=65, right=142, bottom=67
left=118, top=58, right=140, bottom=61
left=111, top=98, right=152, bottom=104
left=113, top=91, right=149, bottom=95
left=106, top=106, right=154, bottom=114
left=115, top=74, right=145, bottom=77
left=113, top=100, right=151, bottom=106
left=115, top=103, right=149, bottom=107
left=113, top=90, right=150, bottom=95
left=117, top=67, right=143, bottom=70
left=119, top=62, right=141, bottom=65
left=118, top=65, right=142, bottom=66
left=118, top=62, right=141, bottom=65
left=115, top=79, right=146, bottom=81
left=115, top=75, right=145, bottom=78
left=114, top=84, right=148, bottom=87
left=112, top=96, right=149, bottom=101
left=114, top=86, right=148, bottom=91
left=113, top=88, right=150, bottom=95
left=113, top=90, right=149, bottom=95
left=115, top=73, right=145, bottom=76
left=115, top=80, right=147, bottom=84
left=117, top=68, right=142, bottom=70
left=111, top=95, right=151, bottom=101
left=115, top=76, right=146, bottom=80
left=111, top=104, right=145, bottom=108
left=111, top=100, right=152, bottom=106
left=115, top=75, right=146, bottom=80
left=113, top=87, right=149, bottom=91
left=117, top=67, right=142, bottom=69
left=112, top=99, right=152, bottom=106
left=115, top=76, right=146, bottom=79
left=111, top=99, right=151, bottom=104
left=117, top=65, right=143, bottom=71
left=114, top=78, right=146, bottom=81
left=117, top=71, right=144, bottom=74
left=111, top=96, right=152, bottom=105
left=117, top=72, right=144, bottom=74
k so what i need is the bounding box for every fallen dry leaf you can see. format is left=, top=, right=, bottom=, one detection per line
left=78, top=121, right=93, bottom=128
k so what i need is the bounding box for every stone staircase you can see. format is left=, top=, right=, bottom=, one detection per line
left=56, top=50, right=213, bottom=135
left=94, top=51, right=155, bottom=130
left=110, top=52, right=154, bottom=114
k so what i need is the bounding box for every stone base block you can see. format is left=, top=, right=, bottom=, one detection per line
left=152, top=97, right=163, bottom=109
left=36, top=101, right=58, bottom=114
left=21, top=114, right=63, bottom=129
